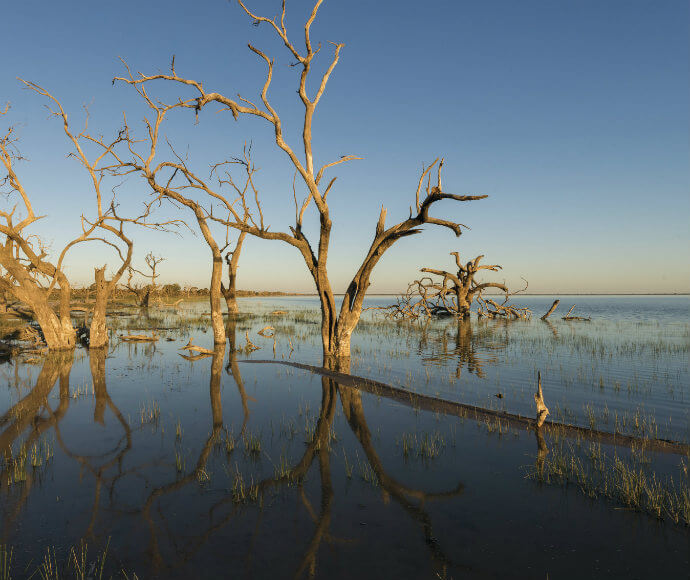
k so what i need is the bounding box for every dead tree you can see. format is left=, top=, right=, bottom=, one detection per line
left=421, top=253, right=508, bottom=317
left=114, top=0, right=488, bottom=359
left=8, top=83, right=172, bottom=349
left=125, top=253, right=165, bottom=308
left=108, top=118, right=254, bottom=344
left=0, top=106, right=80, bottom=349
left=386, top=253, right=529, bottom=320
left=221, top=230, right=247, bottom=314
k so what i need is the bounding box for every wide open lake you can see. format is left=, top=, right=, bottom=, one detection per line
left=1, top=295, right=688, bottom=578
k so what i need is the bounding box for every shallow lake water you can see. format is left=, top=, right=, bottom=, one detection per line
left=1, top=295, right=688, bottom=578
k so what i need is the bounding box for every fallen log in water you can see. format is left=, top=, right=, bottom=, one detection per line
left=240, top=359, right=690, bottom=455
left=180, top=337, right=215, bottom=355
left=562, top=305, right=591, bottom=321
left=120, top=333, right=159, bottom=342
left=540, top=299, right=560, bottom=320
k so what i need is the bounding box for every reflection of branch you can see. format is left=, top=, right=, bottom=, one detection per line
left=49, top=349, right=133, bottom=539
left=419, top=319, right=505, bottom=379
left=339, top=385, right=463, bottom=574
left=0, top=353, right=74, bottom=540
left=136, top=345, right=226, bottom=573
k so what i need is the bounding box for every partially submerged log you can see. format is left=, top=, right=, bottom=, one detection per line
left=476, top=296, right=531, bottom=320
left=120, top=333, right=159, bottom=342
left=562, top=305, right=591, bottom=321
left=257, top=325, right=275, bottom=338
left=240, top=359, right=690, bottom=455
left=540, top=299, right=560, bottom=320
left=179, top=352, right=213, bottom=362
left=180, top=337, right=215, bottom=355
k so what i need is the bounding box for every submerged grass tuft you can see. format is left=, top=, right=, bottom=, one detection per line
left=527, top=441, right=690, bottom=526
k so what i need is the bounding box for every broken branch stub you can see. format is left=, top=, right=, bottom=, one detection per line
left=534, top=372, right=549, bottom=428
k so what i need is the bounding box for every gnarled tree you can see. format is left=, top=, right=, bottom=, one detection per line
left=114, top=0, right=487, bottom=359
left=386, top=252, right=529, bottom=320
left=107, top=98, right=254, bottom=343
left=1, top=84, right=170, bottom=350
left=0, top=113, right=78, bottom=348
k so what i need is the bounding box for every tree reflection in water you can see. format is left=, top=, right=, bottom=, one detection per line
left=1, top=352, right=73, bottom=541
left=418, top=319, right=508, bottom=379
left=0, top=321, right=466, bottom=579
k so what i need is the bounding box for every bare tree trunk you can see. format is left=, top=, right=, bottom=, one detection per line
left=89, top=267, right=109, bottom=348
left=455, top=286, right=472, bottom=318
left=316, top=278, right=340, bottom=359
left=221, top=231, right=246, bottom=315
left=0, top=262, right=75, bottom=350
left=30, top=302, right=74, bottom=350
left=209, top=251, right=226, bottom=345
left=222, top=270, right=239, bottom=314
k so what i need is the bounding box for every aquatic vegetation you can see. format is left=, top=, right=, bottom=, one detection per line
left=0, top=540, right=118, bottom=580
left=0, top=296, right=687, bottom=578
left=398, top=430, right=446, bottom=461
left=527, top=440, right=690, bottom=525
left=0, top=546, right=11, bottom=580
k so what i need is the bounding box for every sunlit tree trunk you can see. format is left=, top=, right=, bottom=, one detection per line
left=89, top=267, right=109, bottom=348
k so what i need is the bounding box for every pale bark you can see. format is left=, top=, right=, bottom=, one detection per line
left=114, top=3, right=488, bottom=360
left=535, top=372, right=549, bottom=428
left=221, top=231, right=246, bottom=314
left=0, top=246, right=76, bottom=349
left=89, top=267, right=109, bottom=348
left=1, top=85, right=157, bottom=351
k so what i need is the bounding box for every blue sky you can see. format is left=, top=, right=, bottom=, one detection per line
left=2, top=0, right=688, bottom=293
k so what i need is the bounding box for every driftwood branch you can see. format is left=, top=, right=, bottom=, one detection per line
left=541, top=299, right=560, bottom=320
left=562, top=305, right=591, bottom=321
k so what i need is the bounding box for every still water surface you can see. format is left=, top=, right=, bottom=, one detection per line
left=0, top=295, right=687, bottom=578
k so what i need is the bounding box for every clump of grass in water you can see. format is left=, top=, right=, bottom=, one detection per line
left=527, top=441, right=690, bottom=525
left=222, top=428, right=236, bottom=456
left=3, top=539, right=116, bottom=580
left=1, top=545, right=12, bottom=580
left=484, top=417, right=508, bottom=437
left=273, top=454, right=293, bottom=479
left=231, top=466, right=259, bottom=503
left=397, top=430, right=446, bottom=461
left=139, top=401, right=160, bottom=426
left=243, top=431, right=262, bottom=458
left=11, top=448, right=28, bottom=484
left=174, top=450, right=185, bottom=474
left=358, top=459, right=379, bottom=486
left=69, top=538, right=110, bottom=580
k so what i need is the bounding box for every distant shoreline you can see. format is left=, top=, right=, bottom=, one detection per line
left=237, top=292, right=690, bottom=297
